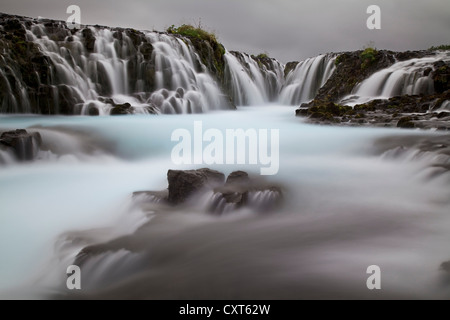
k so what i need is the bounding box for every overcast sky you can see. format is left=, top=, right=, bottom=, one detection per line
left=2, top=0, right=449, bottom=63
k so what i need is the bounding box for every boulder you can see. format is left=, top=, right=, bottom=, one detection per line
left=397, top=116, right=415, bottom=128
left=167, top=168, right=225, bottom=205
left=0, top=129, right=42, bottom=161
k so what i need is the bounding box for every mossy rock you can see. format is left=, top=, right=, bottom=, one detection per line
left=110, top=102, right=132, bottom=115
left=397, top=116, right=415, bottom=128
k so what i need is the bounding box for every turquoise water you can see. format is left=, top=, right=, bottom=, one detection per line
left=0, top=106, right=449, bottom=298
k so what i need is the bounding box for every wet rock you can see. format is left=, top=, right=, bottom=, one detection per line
left=110, top=102, right=131, bottom=115
left=81, top=28, right=96, bottom=52
left=211, top=171, right=283, bottom=214
left=167, top=168, right=225, bottom=205
left=134, top=169, right=283, bottom=214
left=284, top=61, right=299, bottom=77
left=432, top=61, right=450, bottom=94
left=0, top=129, right=42, bottom=161
left=226, top=170, right=250, bottom=185
left=440, top=260, right=450, bottom=273
left=397, top=117, right=415, bottom=128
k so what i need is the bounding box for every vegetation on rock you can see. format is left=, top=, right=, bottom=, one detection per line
left=360, top=47, right=378, bottom=69
left=428, top=44, right=450, bottom=51
left=167, top=24, right=226, bottom=81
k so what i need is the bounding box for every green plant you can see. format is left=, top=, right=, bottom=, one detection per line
left=255, top=53, right=269, bottom=59
left=166, top=24, right=225, bottom=56
left=167, top=24, right=217, bottom=44
left=334, top=54, right=342, bottom=66
left=360, top=47, right=378, bottom=69
left=428, top=44, right=450, bottom=51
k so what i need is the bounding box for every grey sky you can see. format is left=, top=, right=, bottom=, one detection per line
left=1, top=0, right=449, bottom=63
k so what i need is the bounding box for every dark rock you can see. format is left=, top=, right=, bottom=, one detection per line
left=437, top=111, right=450, bottom=119
left=432, top=61, right=450, bottom=94
left=225, top=170, right=250, bottom=185
left=0, top=129, right=42, bottom=161
left=397, top=117, right=415, bottom=128
left=139, top=42, right=153, bottom=60
left=441, top=260, right=450, bottom=273
left=284, top=61, right=299, bottom=77
left=167, top=168, right=225, bottom=205
left=81, top=28, right=96, bottom=52
left=110, top=103, right=131, bottom=115
left=4, top=18, right=26, bottom=37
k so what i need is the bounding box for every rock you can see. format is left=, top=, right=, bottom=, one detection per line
left=432, top=61, right=450, bottom=94
left=132, top=169, right=283, bottom=215
left=167, top=168, right=225, bottom=205
left=0, top=129, right=42, bottom=161
left=139, top=42, right=153, bottom=60
left=284, top=61, right=299, bottom=77
left=397, top=117, right=415, bottom=128
left=225, top=170, right=250, bottom=185
left=110, top=102, right=131, bottom=115
left=81, top=28, right=96, bottom=52
left=440, top=260, right=450, bottom=273
left=210, top=171, right=283, bottom=214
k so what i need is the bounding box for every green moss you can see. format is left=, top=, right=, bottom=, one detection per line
left=167, top=24, right=224, bottom=55
left=334, top=54, right=342, bottom=66
left=360, top=47, right=378, bottom=69
left=308, top=102, right=352, bottom=117
left=167, top=24, right=226, bottom=79
left=428, top=44, right=450, bottom=51
left=255, top=53, right=269, bottom=59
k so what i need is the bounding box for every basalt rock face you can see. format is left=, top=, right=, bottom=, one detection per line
left=296, top=49, right=450, bottom=129
left=0, top=13, right=237, bottom=115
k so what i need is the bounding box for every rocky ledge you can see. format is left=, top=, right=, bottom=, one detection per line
left=296, top=50, right=450, bottom=130
left=133, top=168, right=283, bottom=215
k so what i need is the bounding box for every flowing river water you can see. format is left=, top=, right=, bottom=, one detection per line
left=1, top=106, right=450, bottom=298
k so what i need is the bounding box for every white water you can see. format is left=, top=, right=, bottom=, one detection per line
left=1, top=107, right=450, bottom=298
left=224, top=52, right=285, bottom=105
left=19, top=23, right=231, bottom=114
left=279, top=54, right=336, bottom=105
left=341, top=52, right=450, bottom=106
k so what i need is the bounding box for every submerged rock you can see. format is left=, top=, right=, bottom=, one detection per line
left=167, top=168, right=225, bottom=205
left=0, top=129, right=42, bottom=161
left=133, top=168, right=283, bottom=214
left=397, top=116, right=415, bottom=128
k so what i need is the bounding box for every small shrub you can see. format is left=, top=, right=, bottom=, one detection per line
left=360, top=47, right=378, bottom=69
left=428, top=44, right=450, bottom=51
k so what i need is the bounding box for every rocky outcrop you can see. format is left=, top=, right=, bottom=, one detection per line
left=210, top=171, right=282, bottom=214
left=133, top=168, right=283, bottom=214
left=0, top=129, right=42, bottom=161
left=167, top=168, right=225, bottom=205
left=296, top=49, right=450, bottom=130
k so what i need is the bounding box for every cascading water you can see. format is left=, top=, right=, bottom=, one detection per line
left=279, top=54, right=336, bottom=105
left=341, top=52, right=450, bottom=106
left=1, top=16, right=349, bottom=113
left=1, top=108, right=450, bottom=299
left=223, top=51, right=284, bottom=106
left=2, top=18, right=233, bottom=115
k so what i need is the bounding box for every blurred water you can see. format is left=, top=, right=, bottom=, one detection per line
left=0, top=106, right=449, bottom=298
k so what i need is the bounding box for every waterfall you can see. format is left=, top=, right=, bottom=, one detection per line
left=279, top=54, right=336, bottom=105
left=1, top=17, right=233, bottom=115
left=1, top=16, right=344, bottom=113
left=223, top=51, right=285, bottom=106
left=340, top=52, right=450, bottom=106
